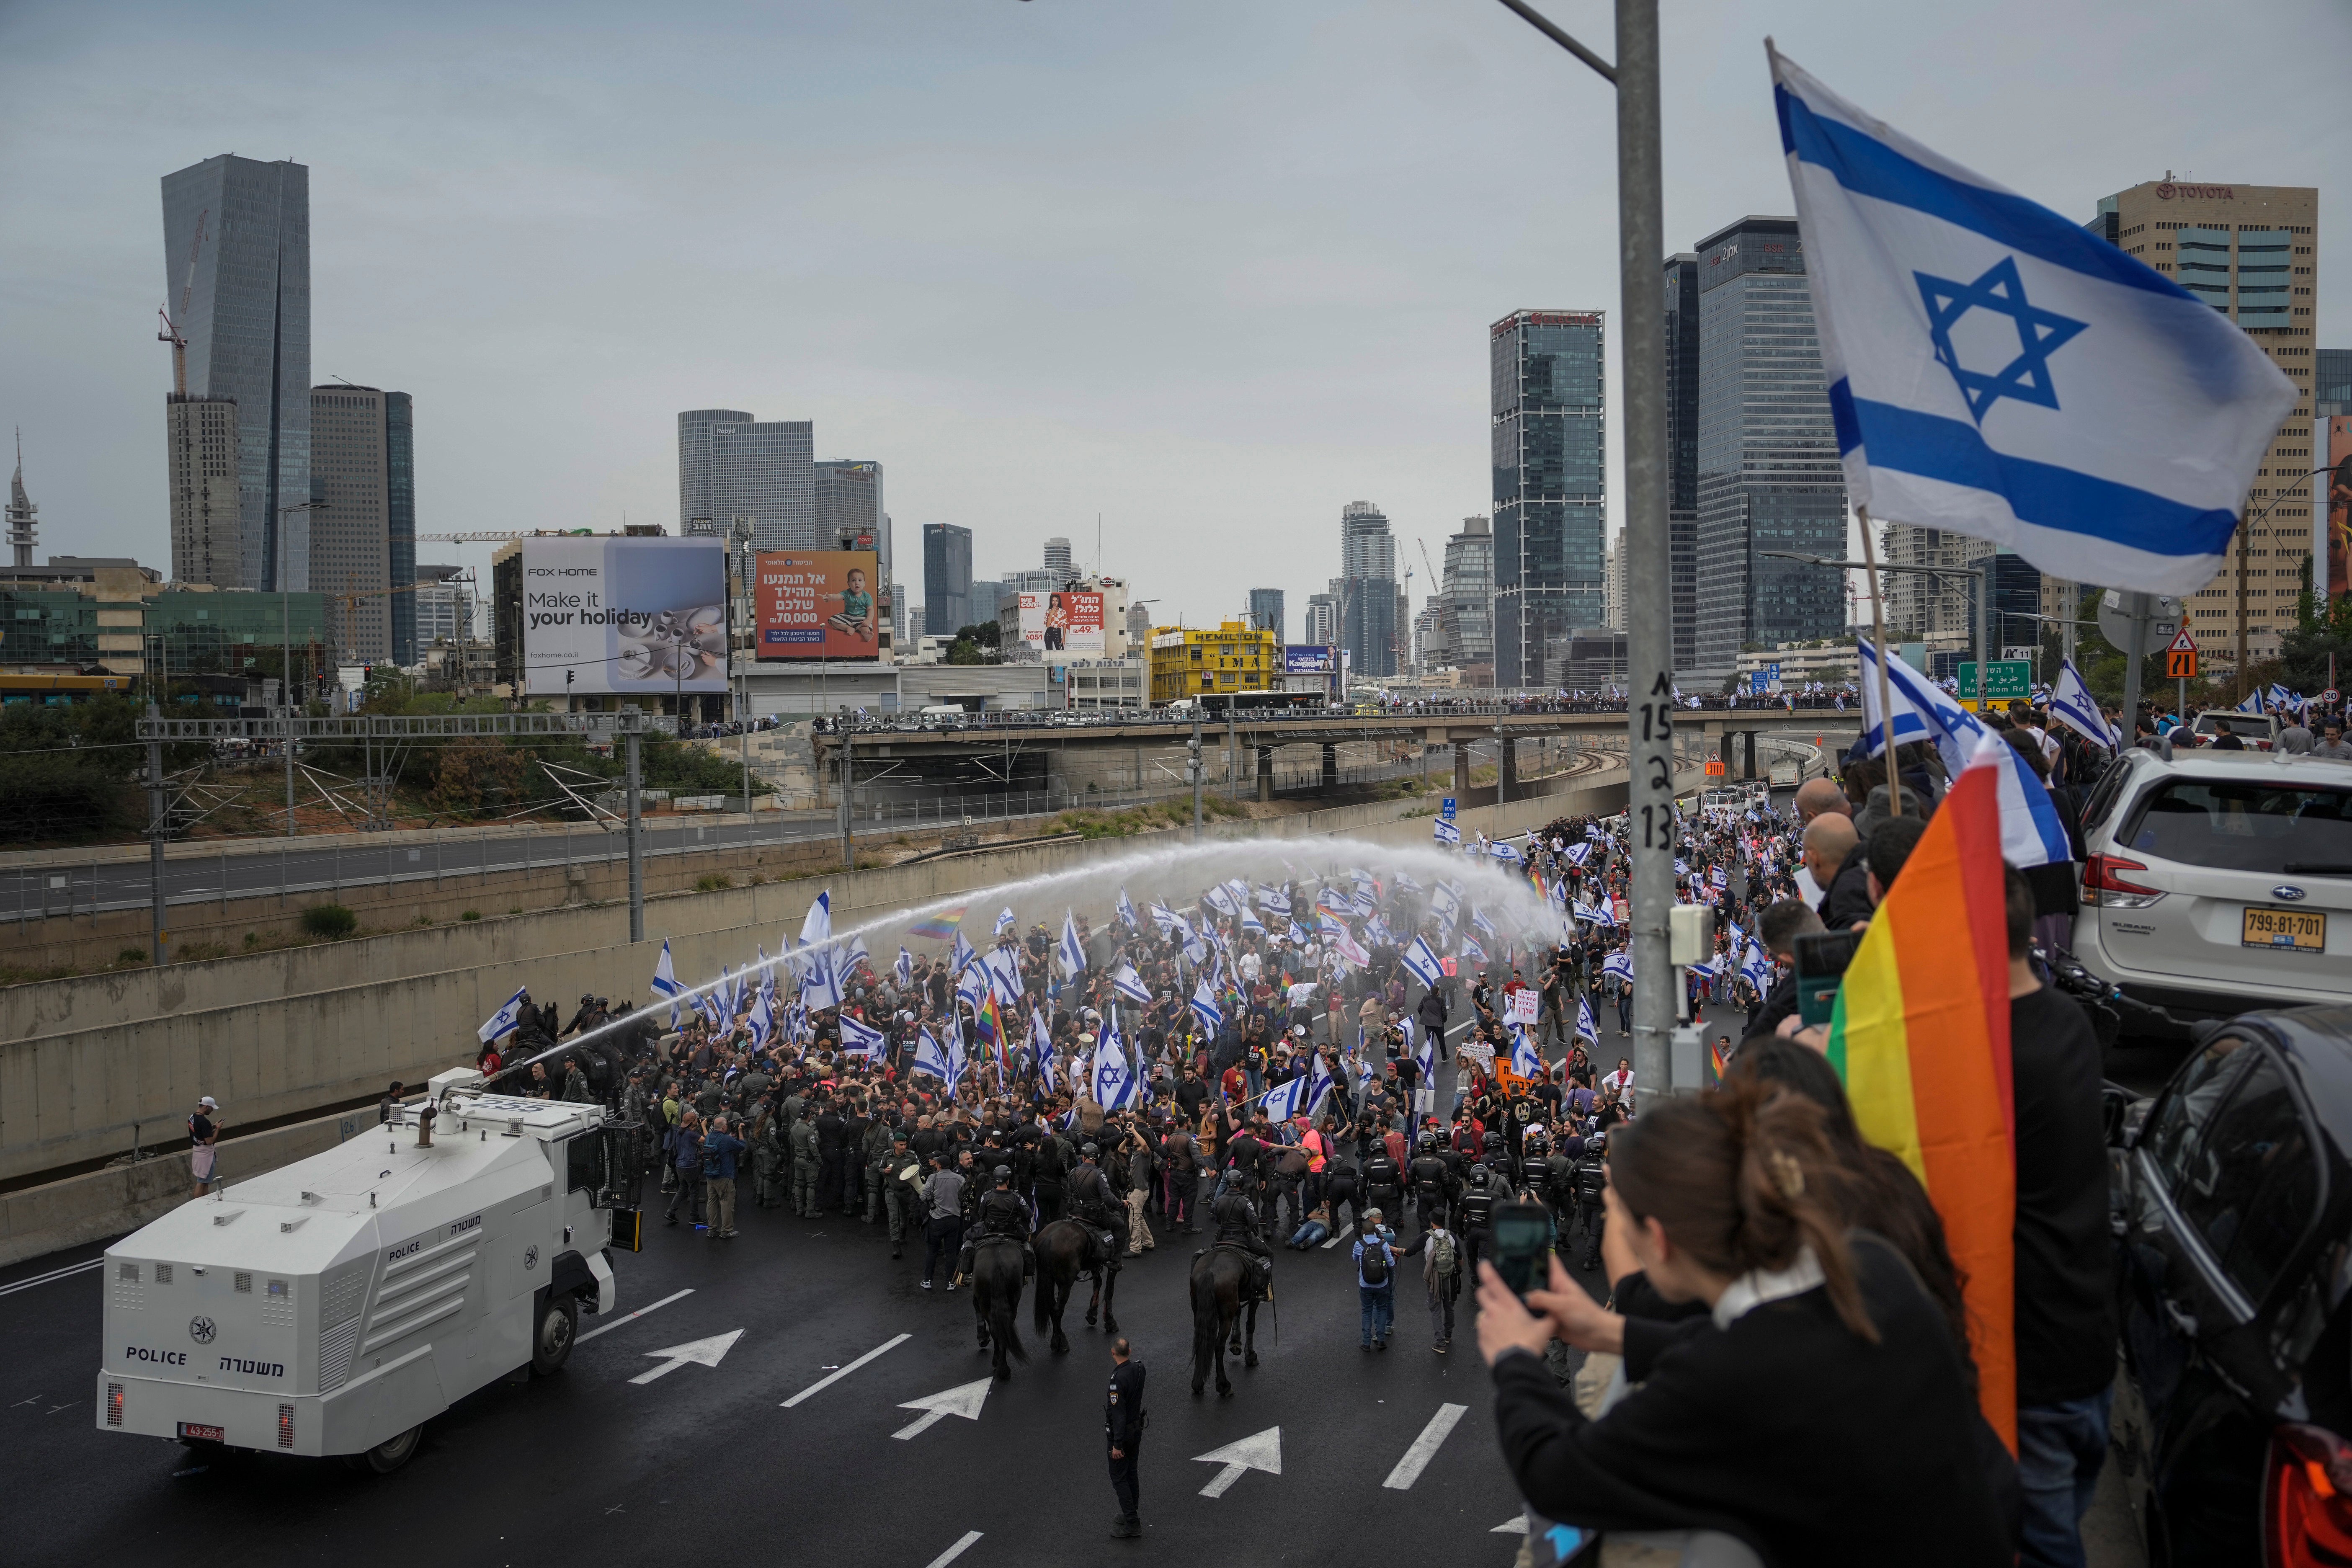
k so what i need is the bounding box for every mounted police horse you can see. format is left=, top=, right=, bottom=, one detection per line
left=1189, top=1244, right=1265, bottom=1397
left=1032, top=1215, right=1122, bottom=1353
left=968, top=1235, right=1028, bottom=1382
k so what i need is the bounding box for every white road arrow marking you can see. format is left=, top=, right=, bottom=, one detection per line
left=1193, top=1425, right=1282, bottom=1497
left=1492, top=1514, right=1528, bottom=1534
left=628, top=1328, right=744, bottom=1384
left=781, top=1332, right=910, bottom=1408
left=1383, top=1402, right=1468, bottom=1489
left=892, top=1375, right=995, bottom=1440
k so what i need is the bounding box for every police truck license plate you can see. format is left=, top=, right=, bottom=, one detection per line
left=178, top=1422, right=225, bottom=1442
left=2243, top=907, right=2326, bottom=953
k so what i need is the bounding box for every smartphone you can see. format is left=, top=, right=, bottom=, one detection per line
left=1793, top=929, right=1866, bottom=1028
left=1490, top=1201, right=1553, bottom=1298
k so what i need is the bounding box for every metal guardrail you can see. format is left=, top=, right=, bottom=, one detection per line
left=816, top=701, right=1856, bottom=738
left=135, top=711, right=680, bottom=741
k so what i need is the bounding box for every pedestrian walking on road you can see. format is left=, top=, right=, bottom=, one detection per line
left=1106, top=1336, right=1147, bottom=1539
left=1354, top=1210, right=1397, bottom=1350
left=188, top=1095, right=222, bottom=1196
left=921, top=1155, right=966, bottom=1291
left=664, top=1109, right=704, bottom=1228
left=700, top=1114, right=746, bottom=1239
left=1409, top=1215, right=1462, bottom=1353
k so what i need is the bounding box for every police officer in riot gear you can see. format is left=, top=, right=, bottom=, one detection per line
left=1407, top=1130, right=1449, bottom=1243
left=959, top=1164, right=1035, bottom=1282
left=1573, top=1130, right=1610, bottom=1271
left=1362, top=1143, right=1403, bottom=1230
left=1067, top=1143, right=1130, bottom=1269
left=1208, top=1170, right=1274, bottom=1299
left=1458, top=1162, right=1497, bottom=1279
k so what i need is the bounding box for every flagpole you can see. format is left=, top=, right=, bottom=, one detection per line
left=1858, top=506, right=1903, bottom=818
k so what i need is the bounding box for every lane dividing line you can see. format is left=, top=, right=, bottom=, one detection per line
left=0, top=1258, right=104, bottom=1297
left=781, top=1331, right=911, bottom=1408
left=923, top=1531, right=983, bottom=1568
left=576, top=1288, right=694, bottom=1344
left=1382, top=1402, right=1469, bottom=1490
left=1320, top=1223, right=1355, bottom=1251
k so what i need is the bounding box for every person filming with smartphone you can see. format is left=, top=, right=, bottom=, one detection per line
left=1474, top=1081, right=2006, bottom=1566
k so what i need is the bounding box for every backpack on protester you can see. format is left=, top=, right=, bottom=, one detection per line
left=1360, top=1238, right=1390, bottom=1287
left=1431, top=1230, right=1458, bottom=1278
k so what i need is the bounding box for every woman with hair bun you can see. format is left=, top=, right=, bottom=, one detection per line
left=1476, top=1080, right=2007, bottom=1566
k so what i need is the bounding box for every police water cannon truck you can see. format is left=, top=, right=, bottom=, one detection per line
left=96, top=1065, right=645, bottom=1472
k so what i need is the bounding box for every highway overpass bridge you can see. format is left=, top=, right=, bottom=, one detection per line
left=813, top=705, right=1857, bottom=805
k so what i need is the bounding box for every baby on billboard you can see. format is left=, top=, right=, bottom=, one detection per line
left=825, top=566, right=877, bottom=642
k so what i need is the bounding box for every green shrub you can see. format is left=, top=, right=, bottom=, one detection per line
left=460, top=909, right=482, bottom=922
left=117, top=947, right=149, bottom=966
left=300, top=904, right=357, bottom=939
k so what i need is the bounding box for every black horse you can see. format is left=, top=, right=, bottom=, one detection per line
left=1189, top=1245, right=1263, bottom=1397
left=1033, top=1217, right=1122, bottom=1353
left=968, top=1236, right=1028, bottom=1382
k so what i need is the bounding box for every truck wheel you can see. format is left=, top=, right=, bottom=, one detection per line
left=350, top=1424, right=423, bottom=1474
left=531, top=1292, right=577, bottom=1375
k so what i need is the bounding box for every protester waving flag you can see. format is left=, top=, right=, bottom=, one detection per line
left=950, top=928, right=978, bottom=977
left=1741, top=941, right=1776, bottom=996
left=2047, top=657, right=2117, bottom=750
left=1117, top=888, right=1140, bottom=931
left=1863, top=642, right=2070, bottom=869
left=954, top=963, right=988, bottom=1013
left=1575, top=994, right=1600, bottom=1044
left=895, top=946, right=914, bottom=988
left=1059, top=910, right=1088, bottom=978
left=1305, top=1051, right=1336, bottom=1116
left=1189, top=978, right=1225, bottom=1034
left=1259, top=1073, right=1309, bottom=1123
left=1459, top=933, right=1488, bottom=966
left=746, top=988, right=773, bottom=1049
left=1399, top=935, right=1446, bottom=991
left=798, top=889, right=832, bottom=950
left=1770, top=45, right=2294, bottom=598
left=1094, top=1012, right=1138, bottom=1111
left=838, top=1011, right=885, bottom=1063
left=994, top=906, right=1016, bottom=936
left=1510, top=1025, right=1545, bottom=1081
left=478, top=986, right=529, bottom=1044
left=1240, top=905, right=1266, bottom=936
left=1029, top=1004, right=1055, bottom=1075
left=1601, top=949, right=1635, bottom=987
left=975, top=990, right=1005, bottom=1068
left=1434, top=816, right=1461, bottom=848
left=1823, top=744, right=2019, bottom=1448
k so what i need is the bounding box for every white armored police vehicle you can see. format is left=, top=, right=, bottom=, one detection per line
left=96, top=1065, right=645, bottom=1472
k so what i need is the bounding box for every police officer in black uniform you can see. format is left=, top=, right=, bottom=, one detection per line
left=1067, top=1143, right=1130, bottom=1268
left=1407, top=1130, right=1449, bottom=1244
left=1458, top=1163, right=1497, bottom=1279
left=1208, top=1171, right=1274, bottom=1299
left=1032, top=1118, right=1074, bottom=1227
left=959, top=1165, right=1034, bottom=1283
left=1106, top=1336, right=1147, bottom=1539
left=1572, top=1129, right=1610, bottom=1270
left=1362, top=1142, right=1403, bottom=1228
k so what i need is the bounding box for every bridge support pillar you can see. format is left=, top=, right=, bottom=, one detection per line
left=1455, top=742, right=1473, bottom=797
left=1499, top=736, right=1518, bottom=802
left=1743, top=730, right=1757, bottom=781
left=1320, top=742, right=1338, bottom=790
left=1257, top=745, right=1274, bottom=802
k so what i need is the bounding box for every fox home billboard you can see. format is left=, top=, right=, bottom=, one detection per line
left=523, top=536, right=726, bottom=696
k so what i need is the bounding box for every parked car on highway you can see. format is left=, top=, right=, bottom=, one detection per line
left=2074, top=749, right=2352, bottom=1033
left=2190, top=709, right=2282, bottom=751
left=2105, top=1004, right=2352, bottom=1566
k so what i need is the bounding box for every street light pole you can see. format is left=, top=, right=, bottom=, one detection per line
left=276, top=498, right=325, bottom=836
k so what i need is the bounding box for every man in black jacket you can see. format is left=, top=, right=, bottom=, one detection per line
left=1105, top=1337, right=1147, bottom=1538
left=1805, top=813, right=1872, bottom=930
left=1415, top=982, right=1449, bottom=1061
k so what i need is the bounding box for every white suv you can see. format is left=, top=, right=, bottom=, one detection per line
left=2074, top=748, right=2352, bottom=1029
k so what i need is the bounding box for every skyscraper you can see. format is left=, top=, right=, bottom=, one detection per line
left=1248, top=588, right=1285, bottom=643
left=308, top=384, right=414, bottom=664
left=1606, top=529, right=1628, bottom=633
left=1303, top=592, right=1339, bottom=651
left=1490, top=310, right=1606, bottom=687
left=161, top=155, right=311, bottom=591
left=815, top=459, right=887, bottom=574
left=2089, top=180, right=2319, bottom=673
left=1042, top=537, right=1073, bottom=583
left=8, top=434, right=36, bottom=569
left=1338, top=501, right=1398, bottom=678
left=677, top=410, right=814, bottom=551
left=1439, top=515, right=1494, bottom=671
left=1689, top=217, right=1847, bottom=684
left=2318, top=348, right=2350, bottom=415
left=1661, top=255, right=1702, bottom=672
left=923, top=524, right=973, bottom=637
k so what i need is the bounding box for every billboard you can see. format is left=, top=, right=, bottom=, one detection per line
left=1017, top=590, right=1105, bottom=654
left=754, top=550, right=889, bottom=661
left=2327, top=415, right=2352, bottom=606
left=522, top=536, right=726, bottom=696
left=1283, top=645, right=1334, bottom=674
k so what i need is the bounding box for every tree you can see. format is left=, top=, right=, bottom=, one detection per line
left=2281, top=554, right=2352, bottom=695
left=946, top=620, right=1001, bottom=665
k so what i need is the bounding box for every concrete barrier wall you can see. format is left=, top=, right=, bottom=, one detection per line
left=0, top=765, right=1649, bottom=1189
left=0, top=1104, right=369, bottom=1269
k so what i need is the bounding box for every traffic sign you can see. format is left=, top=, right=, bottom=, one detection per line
left=2323, top=688, right=2342, bottom=705
left=1957, top=660, right=2032, bottom=704
left=2168, top=627, right=2198, bottom=653
left=1440, top=797, right=1456, bottom=820
left=2098, top=589, right=2182, bottom=652
left=2165, top=626, right=2199, bottom=681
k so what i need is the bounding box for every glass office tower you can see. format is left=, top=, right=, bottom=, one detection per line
left=1490, top=310, right=1605, bottom=688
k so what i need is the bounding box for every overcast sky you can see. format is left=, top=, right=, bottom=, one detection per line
left=3, top=0, right=2344, bottom=637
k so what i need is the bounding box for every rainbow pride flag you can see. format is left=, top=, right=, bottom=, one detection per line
left=907, top=906, right=967, bottom=942
left=1824, top=757, right=2017, bottom=1449
left=975, top=990, right=1005, bottom=1068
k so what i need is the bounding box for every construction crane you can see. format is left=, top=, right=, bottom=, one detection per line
left=157, top=209, right=207, bottom=396
left=1415, top=536, right=1455, bottom=667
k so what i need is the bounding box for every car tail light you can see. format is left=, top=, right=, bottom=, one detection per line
left=2083, top=854, right=2166, bottom=908
left=105, top=1382, right=124, bottom=1427
left=277, top=1403, right=295, bottom=1450
left=2266, top=1423, right=2352, bottom=1567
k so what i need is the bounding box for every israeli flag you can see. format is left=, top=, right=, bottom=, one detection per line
left=746, top=988, right=773, bottom=1049
left=1148, top=900, right=1179, bottom=935
left=1459, top=933, right=1488, bottom=966
left=1259, top=1073, right=1309, bottom=1123
left=1490, top=841, right=1523, bottom=865
left=1968, top=726, right=2073, bottom=869
left=1030, top=1004, right=1055, bottom=1074
left=1473, top=905, right=1498, bottom=941
left=1189, top=979, right=1224, bottom=1034
left=1865, top=642, right=2070, bottom=868
left=798, top=889, right=832, bottom=950
left=1575, top=994, right=1600, bottom=1043
left=1563, top=841, right=1592, bottom=869
left=1305, top=1051, right=1336, bottom=1115
left=1741, top=942, right=1776, bottom=995
left=1256, top=883, right=1289, bottom=910
left=1117, top=888, right=1140, bottom=931
left=1433, top=816, right=1461, bottom=848
left=1094, top=1014, right=1137, bottom=1110
left=1391, top=874, right=1422, bottom=895
left=895, top=946, right=914, bottom=988
left=1111, top=961, right=1153, bottom=1006
left=995, top=906, right=1016, bottom=936
left=2236, top=689, right=2265, bottom=715
left=1601, top=949, right=1635, bottom=987
left=1710, top=867, right=1728, bottom=890
left=985, top=947, right=1025, bottom=1008
left=651, top=939, right=681, bottom=1026
left=950, top=928, right=978, bottom=977
left=1427, top=883, right=1461, bottom=933
left=1772, top=45, right=2295, bottom=597
left=841, top=936, right=872, bottom=983
left=841, top=1011, right=888, bottom=1063
left=2041, top=653, right=2117, bottom=747
left=1413, top=1015, right=1435, bottom=1083
left=1399, top=935, right=1446, bottom=991
left=1574, top=900, right=1614, bottom=929
left=1240, top=905, right=1266, bottom=936
left=478, top=986, right=529, bottom=1044
left=1059, top=911, right=1088, bottom=978
left=1203, top=884, right=1238, bottom=918
left=802, top=947, right=844, bottom=1012
left=954, top=964, right=988, bottom=1012
left=1510, top=1026, right=1545, bottom=1080
left=912, top=1026, right=955, bottom=1084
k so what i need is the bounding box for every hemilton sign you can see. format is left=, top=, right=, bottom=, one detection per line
left=2155, top=183, right=2236, bottom=201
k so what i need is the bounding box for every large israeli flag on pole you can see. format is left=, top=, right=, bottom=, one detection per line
left=838, top=1011, right=886, bottom=1062
left=478, top=986, right=529, bottom=1044
left=2048, top=657, right=2119, bottom=750
left=650, top=939, right=681, bottom=1027
left=1059, top=911, right=1088, bottom=979
left=1111, top=961, right=1152, bottom=1006
left=1772, top=46, right=2295, bottom=596
left=1399, top=936, right=1446, bottom=991
left=1259, top=1074, right=1308, bottom=1123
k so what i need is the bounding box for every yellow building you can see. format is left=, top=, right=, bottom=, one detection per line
left=1148, top=619, right=1278, bottom=703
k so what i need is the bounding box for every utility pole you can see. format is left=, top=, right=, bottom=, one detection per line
left=1188, top=720, right=1204, bottom=840
left=625, top=712, right=644, bottom=944
left=144, top=699, right=169, bottom=967
left=1490, top=0, right=1674, bottom=1099
left=276, top=498, right=325, bottom=836
left=839, top=730, right=854, bottom=872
